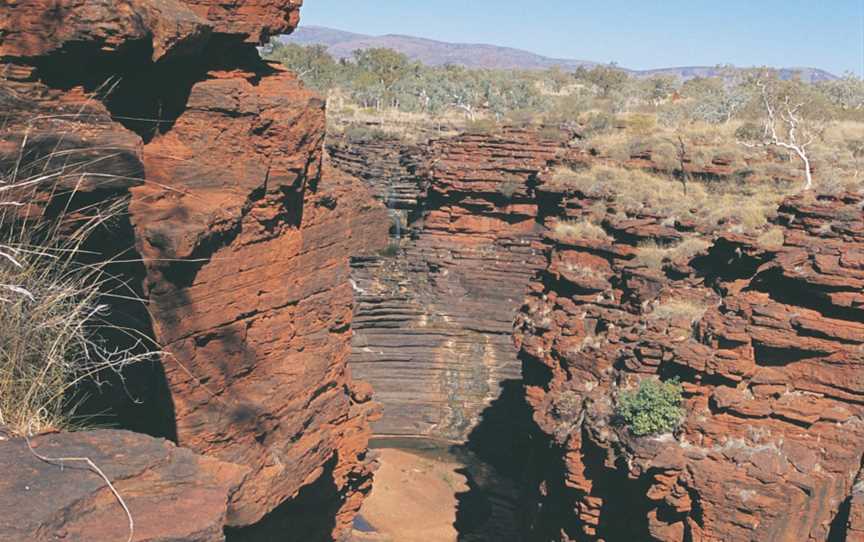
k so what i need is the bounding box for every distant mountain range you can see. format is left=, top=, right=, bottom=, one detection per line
left=280, top=26, right=837, bottom=83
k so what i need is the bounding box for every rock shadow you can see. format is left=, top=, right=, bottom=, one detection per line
left=225, top=454, right=340, bottom=542
left=452, top=379, right=533, bottom=541
left=59, top=190, right=177, bottom=441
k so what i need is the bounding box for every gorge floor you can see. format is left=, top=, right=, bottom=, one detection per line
left=351, top=438, right=527, bottom=542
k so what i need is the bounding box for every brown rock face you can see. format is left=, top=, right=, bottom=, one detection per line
left=1, top=1, right=381, bottom=539
left=342, top=129, right=563, bottom=440
left=515, top=186, right=864, bottom=541
left=0, top=430, right=247, bottom=542
left=0, top=0, right=299, bottom=59
left=182, top=0, right=303, bottom=43
left=1, top=0, right=208, bottom=61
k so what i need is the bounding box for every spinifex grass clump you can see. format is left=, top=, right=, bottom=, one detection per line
left=0, top=146, right=157, bottom=436
left=616, top=378, right=685, bottom=437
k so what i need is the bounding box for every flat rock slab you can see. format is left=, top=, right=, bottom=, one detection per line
left=0, top=429, right=248, bottom=542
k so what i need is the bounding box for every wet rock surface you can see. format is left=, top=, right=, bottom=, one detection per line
left=343, top=129, right=564, bottom=441
left=327, top=134, right=426, bottom=216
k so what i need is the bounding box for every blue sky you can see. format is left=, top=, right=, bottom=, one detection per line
left=298, top=0, right=864, bottom=76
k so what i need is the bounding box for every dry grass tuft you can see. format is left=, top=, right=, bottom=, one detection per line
left=669, top=238, right=713, bottom=260
left=632, top=242, right=670, bottom=270
left=756, top=227, right=785, bottom=250
left=632, top=238, right=712, bottom=270
left=0, top=142, right=159, bottom=436
left=649, top=299, right=710, bottom=323
left=549, top=165, right=792, bottom=234
left=554, top=219, right=610, bottom=241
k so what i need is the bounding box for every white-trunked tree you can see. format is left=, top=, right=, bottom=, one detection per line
left=737, top=77, right=827, bottom=190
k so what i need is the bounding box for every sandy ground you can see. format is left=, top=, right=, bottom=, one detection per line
left=351, top=448, right=469, bottom=542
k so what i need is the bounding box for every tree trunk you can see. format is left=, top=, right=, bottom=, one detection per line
left=801, top=153, right=813, bottom=190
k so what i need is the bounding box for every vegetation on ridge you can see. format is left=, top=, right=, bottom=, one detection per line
left=616, top=378, right=685, bottom=437
left=266, top=41, right=864, bottom=193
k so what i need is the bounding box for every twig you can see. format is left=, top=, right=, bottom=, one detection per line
left=24, top=433, right=134, bottom=542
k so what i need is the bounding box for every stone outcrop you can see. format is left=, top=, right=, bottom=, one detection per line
left=327, top=134, right=425, bottom=218
left=515, top=183, right=864, bottom=541
left=344, top=129, right=565, bottom=440
left=1, top=1, right=384, bottom=539
left=0, top=429, right=247, bottom=542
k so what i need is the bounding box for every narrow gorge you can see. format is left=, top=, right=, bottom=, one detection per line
left=331, top=127, right=864, bottom=541
left=1, top=2, right=863, bottom=542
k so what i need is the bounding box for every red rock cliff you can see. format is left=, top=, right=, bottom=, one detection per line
left=1, top=1, right=384, bottom=539
left=515, top=181, right=864, bottom=541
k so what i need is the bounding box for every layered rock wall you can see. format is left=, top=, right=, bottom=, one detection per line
left=327, top=135, right=425, bottom=217
left=515, top=180, right=864, bottom=541
left=344, top=129, right=564, bottom=440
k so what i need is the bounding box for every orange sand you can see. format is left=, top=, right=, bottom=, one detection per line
left=352, top=448, right=469, bottom=542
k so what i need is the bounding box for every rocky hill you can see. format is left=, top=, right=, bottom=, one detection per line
left=1, top=2, right=858, bottom=540
left=283, top=25, right=837, bottom=81
left=514, top=174, right=864, bottom=540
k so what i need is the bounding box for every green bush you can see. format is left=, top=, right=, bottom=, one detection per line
left=734, top=122, right=763, bottom=143
left=581, top=111, right=616, bottom=137
left=616, top=378, right=684, bottom=436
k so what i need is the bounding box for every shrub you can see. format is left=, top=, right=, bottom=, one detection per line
left=616, top=378, right=685, bottom=436
left=632, top=242, right=669, bottom=270
left=464, top=118, right=499, bottom=135
left=378, top=242, right=400, bottom=257
left=538, top=126, right=570, bottom=143
left=688, top=148, right=711, bottom=170
left=344, top=124, right=391, bottom=142
left=847, top=139, right=864, bottom=159
left=651, top=140, right=680, bottom=171
left=580, top=111, right=616, bottom=137
left=735, top=122, right=763, bottom=143
left=547, top=163, right=792, bottom=235
left=625, top=113, right=657, bottom=135
left=633, top=239, right=711, bottom=270
left=713, top=147, right=745, bottom=166
left=756, top=227, right=785, bottom=250
left=669, top=238, right=712, bottom=261
left=629, top=137, right=652, bottom=156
